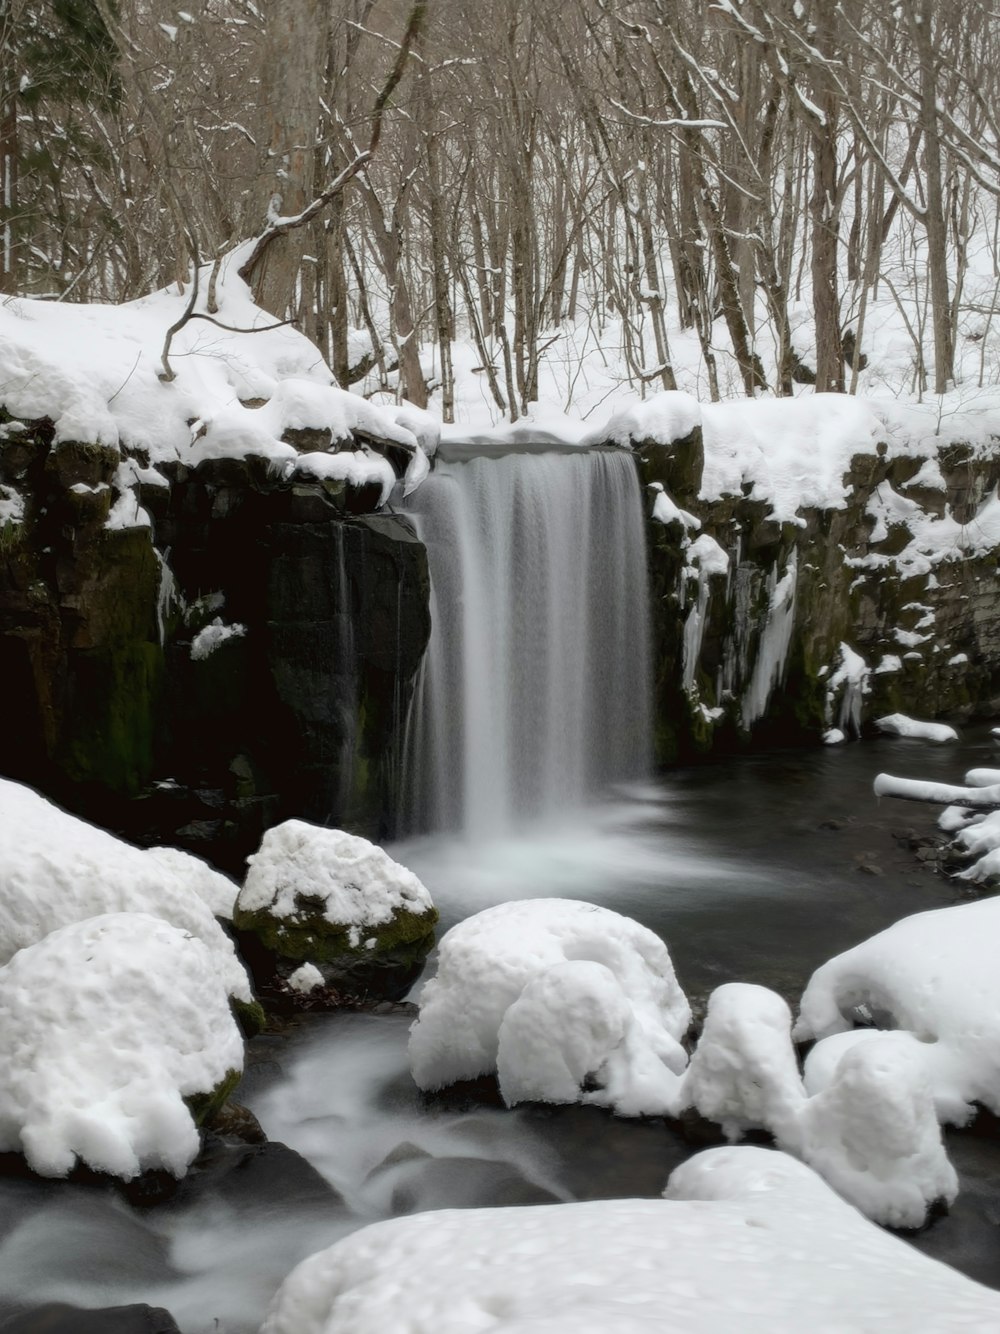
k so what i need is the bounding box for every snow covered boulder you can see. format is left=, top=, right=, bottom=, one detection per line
left=0, top=778, right=252, bottom=1008
left=680, top=983, right=805, bottom=1139
left=876, top=713, right=959, bottom=742
left=0, top=912, right=245, bottom=1180
left=795, top=1032, right=957, bottom=1229
left=796, top=895, right=1000, bottom=1123
left=233, top=820, right=437, bottom=1001
left=409, top=899, right=690, bottom=1112
left=259, top=1145, right=1000, bottom=1334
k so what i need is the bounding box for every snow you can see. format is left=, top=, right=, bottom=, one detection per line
left=681, top=984, right=804, bottom=1139
left=237, top=819, right=435, bottom=933
left=0, top=912, right=244, bottom=1180
left=796, top=894, right=1000, bottom=1122
left=259, top=1146, right=1000, bottom=1334
left=700, top=394, right=884, bottom=522
left=592, top=389, right=701, bottom=449
left=408, top=899, right=690, bottom=1101
left=142, top=845, right=238, bottom=919
left=293, top=448, right=396, bottom=505
left=287, top=962, right=325, bottom=994
left=650, top=485, right=700, bottom=530
left=190, top=617, right=246, bottom=661
left=680, top=984, right=954, bottom=1226
left=876, top=713, right=959, bottom=742
left=0, top=778, right=251, bottom=1002
left=0, top=260, right=421, bottom=498
left=793, top=1031, right=958, bottom=1228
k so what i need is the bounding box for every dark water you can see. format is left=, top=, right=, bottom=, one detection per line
left=1, top=730, right=998, bottom=1330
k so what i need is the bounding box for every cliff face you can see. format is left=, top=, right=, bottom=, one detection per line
left=0, top=424, right=429, bottom=868
left=636, top=427, right=1000, bottom=763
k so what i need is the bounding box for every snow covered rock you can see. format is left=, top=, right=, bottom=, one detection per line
left=680, top=984, right=955, bottom=1226
left=680, top=983, right=805, bottom=1139
left=0, top=912, right=244, bottom=1180
left=408, top=899, right=690, bottom=1111
left=797, top=895, right=1000, bottom=1122
left=233, top=819, right=437, bottom=998
left=142, top=844, right=239, bottom=919
left=259, top=1146, right=1000, bottom=1334
left=0, top=778, right=251, bottom=1004
left=794, top=1032, right=957, bottom=1228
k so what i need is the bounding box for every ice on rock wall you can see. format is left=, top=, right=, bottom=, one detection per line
left=740, top=550, right=798, bottom=728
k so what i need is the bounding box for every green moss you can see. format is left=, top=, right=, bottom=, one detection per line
left=60, top=640, right=164, bottom=794
left=233, top=899, right=439, bottom=968
left=231, top=996, right=266, bottom=1038
left=185, top=1066, right=242, bottom=1128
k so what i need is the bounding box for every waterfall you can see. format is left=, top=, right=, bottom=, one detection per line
left=403, top=445, right=652, bottom=837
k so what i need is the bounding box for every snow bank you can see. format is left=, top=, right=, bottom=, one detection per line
left=592, top=389, right=701, bottom=449
left=237, top=819, right=434, bottom=936
left=259, top=1145, right=1000, bottom=1334
left=0, top=261, right=422, bottom=490
left=701, top=394, right=884, bottom=521
left=0, top=779, right=251, bottom=1001
left=796, top=895, right=1000, bottom=1122
left=0, top=912, right=244, bottom=1179
left=876, top=713, right=959, bottom=742
left=408, top=899, right=690, bottom=1109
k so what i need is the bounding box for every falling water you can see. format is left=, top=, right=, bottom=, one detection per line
left=403, top=444, right=652, bottom=836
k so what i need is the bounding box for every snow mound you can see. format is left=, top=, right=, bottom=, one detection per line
left=259, top=1146, right=1000, bottom=1334
left=682, top=984, right=954, bottom=1225
left=876, top=713, right=959, bottom=742
left=597, top=390, right=702, bottom=448
left=142, top=845, right=238, bottom=920
left=408, top=899, right=690, bottom=1107
left=0, top=912, right=244, bottom=1180
left=794, top=1032, right=957, bottom=1228
left=237, top=819, right=434, bottom=932
left=681, top=983, right=804, bottom=1139
left=701, top=394, right=884, bottom=521
left=0, top=779, right=251, bottom=1002
left=796, top=895, right=1000, bottom=1122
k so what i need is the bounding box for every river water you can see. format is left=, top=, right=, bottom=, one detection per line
left=1, top=729, right=998, bottom=1331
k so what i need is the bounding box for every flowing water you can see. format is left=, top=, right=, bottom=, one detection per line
left=1, top=443, right=999, bottom=1330
left=402, top=444, right=651, bottom=836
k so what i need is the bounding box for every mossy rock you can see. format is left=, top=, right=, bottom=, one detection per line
left=233, top=898, right=438, bottom=967
left=185, top=1067, right=242, bottom=1129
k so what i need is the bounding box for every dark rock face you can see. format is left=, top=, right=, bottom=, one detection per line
left=0, top=1304, right=181, bottom=1333
left=632, top=429, right=1000, bottom=762
left=0, top=428, right=429, bottom=866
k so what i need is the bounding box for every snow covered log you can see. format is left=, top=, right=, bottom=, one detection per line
left=259, top=1146, right=1000, bottom=1334
left=874, top=772, right=1000, bottom=812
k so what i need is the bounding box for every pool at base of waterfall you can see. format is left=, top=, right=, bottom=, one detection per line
left=1, top=730, right=1000, bottom=1332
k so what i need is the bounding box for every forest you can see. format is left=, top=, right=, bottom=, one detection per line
left=5, top=0, right=1000, bottom=420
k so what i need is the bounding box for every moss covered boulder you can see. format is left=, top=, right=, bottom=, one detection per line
left=233, top=819, right=438, bottom=1002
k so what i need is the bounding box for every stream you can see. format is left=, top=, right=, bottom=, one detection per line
left=1, top=728, right=998, bottom=1331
